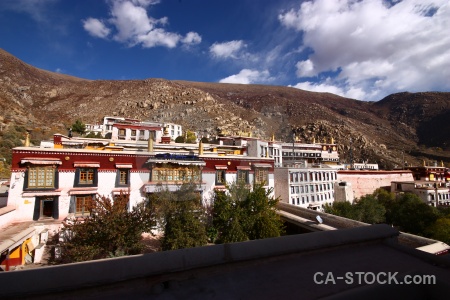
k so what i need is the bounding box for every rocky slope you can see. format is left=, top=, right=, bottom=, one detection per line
left=1, top=48, right=449, bottom=169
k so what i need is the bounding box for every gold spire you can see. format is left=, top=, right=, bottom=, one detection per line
left=312, top=137, right=316, bottom=144
left=199, top=139, right=204, bottom=155
left=24, top=132, right=30, bottom=147
left=148, top=136, right=153, bottom=152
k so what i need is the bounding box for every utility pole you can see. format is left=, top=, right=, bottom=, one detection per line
left=349, top=138, right=354, bottom=169
left=292, top=131, right=295, bottom=165
left=434, top=182, right=439, bottom=207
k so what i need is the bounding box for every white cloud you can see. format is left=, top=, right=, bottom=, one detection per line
left=279, top=0, right=450, bottom=100
left=296, top=59, right=315, bottom=77
left=291, top=80, right=367, bottom=100
left=182, top=32, right=202, bottom=45
left=219, top=69, right=273, bottom=84
left=137, top=28, right=180, bottom=48
left=210, top=40, right=246, bottom=59
left=82, top=0, right=201, bottom=49
left=83, top=18, right=111, bottom=38
left=130, top=0, right=160, bottom=8
left=110, top=0, right=154, bottom=43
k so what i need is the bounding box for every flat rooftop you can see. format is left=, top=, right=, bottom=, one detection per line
left=1, top=225, right=449, bottom=299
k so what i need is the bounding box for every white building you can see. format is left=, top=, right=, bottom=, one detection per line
left=275, top=161, right=338, bottom=211
left=391, top=181, right=450, bottom=207
left=279, top=139, right=339, bottom=166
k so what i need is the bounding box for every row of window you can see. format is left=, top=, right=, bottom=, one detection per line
left=26, top=167, right=129, bottom=190
left=26, top=166, right=271, bottom=191
left=291, top=193, right=334, bottom=205
left=118, top=129, right=156, bottom=140
left=283, top=152, right=321, bottom=157
left=216, top=169, right=269, bottom=185
left=429, top=193, right=450, bottom=200
left=290, top=183, right=334, bottom=195
left=289, top=171, right=336, bottom=183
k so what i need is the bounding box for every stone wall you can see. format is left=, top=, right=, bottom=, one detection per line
left=337, top=170, right=414, bottom=200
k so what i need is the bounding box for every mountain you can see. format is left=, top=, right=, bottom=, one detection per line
left=1, top=48, right=449, bottom=169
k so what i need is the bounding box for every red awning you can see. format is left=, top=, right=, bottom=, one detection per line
left=253, top=163, right=272, bottom=168
left=236, top=166, right=251, bottom=170
left=115, top=163, right=133, bottom=169
left=73, top=162, right=100, bottom=168
left=215, top=165, right=228, bottom=170
left=68, top=187, right=98, bottom=195
left=22, top=190, right=62, bottom=197
left=21, top=158, right=62, bottom=165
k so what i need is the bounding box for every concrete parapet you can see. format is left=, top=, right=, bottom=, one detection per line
left=0, top=224, right=399, bottom=298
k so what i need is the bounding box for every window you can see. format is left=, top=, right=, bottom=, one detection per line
left=75, top=195, right=93, bottom=216
left=152, top=167, right=201, bottom=182
left=75, top=168, right=97, bottom=187
left=27, top=166, right=56, bottom=189
left=117, top=169, right=130, bottom=186
left=237, top=170, right=249, bottom=184
left=131, top=130, right=136, bottom=136
left=216, top=170, right=226, bottom=185
left=79, top=169, right=94, bottom=184
left=254, top=168, right=269, bottom=185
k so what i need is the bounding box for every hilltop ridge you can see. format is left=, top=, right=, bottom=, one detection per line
left=1, top=48, right=449, bottom=168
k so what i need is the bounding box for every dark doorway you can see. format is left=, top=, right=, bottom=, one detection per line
left=34, top=197, right=59, bottom=220
left=42, top=198, right=54, bottom=218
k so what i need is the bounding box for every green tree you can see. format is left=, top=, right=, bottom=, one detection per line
left=0, top=158, right=10, bottom=179
left=0, top=125, right=26, bottom=164
left=354, top=195, right=386, bottom=224
left=85, top=131, right=104, bottom=138
left=212, top=181, right=284, bottom=243
left=426, top=218, right=450, bottom=244
left=71, top=119, right=86, bottom=135
left=371, top=188, right=396, bottom=223
left=58, top=192, right=155, bottom=263
left=185, top=130, right=197, bottom=143
left=390, top=193, right=439, bottom=236
left=324, top=201, right=359, bottom=220
left=175, top=136, right=185, bottom=143
left=212, top=183, right=250, bottom=243
left=245, top=184, right=285, bottom=240
left=150, top=183, right=208, bottom=251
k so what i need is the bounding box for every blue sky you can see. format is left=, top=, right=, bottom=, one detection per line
left=0, top=0, right=449, bottom=101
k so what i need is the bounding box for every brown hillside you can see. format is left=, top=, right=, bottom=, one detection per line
left=1, top=48, right=449, bottom=169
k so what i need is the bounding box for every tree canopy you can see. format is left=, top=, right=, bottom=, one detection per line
left=325, top=189, right=442, bottom=239
left=71, top=119, right=86, bottom=135
left=149, top=182, right=208, bottom=251
left=212, top=182, right=284, bottom=243
left=389, top=193, right=439, bottom=236
left=58, top=193, right=155, bottom=263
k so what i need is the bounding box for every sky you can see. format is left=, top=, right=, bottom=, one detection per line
left=0, top=0, right=449, bottom=101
